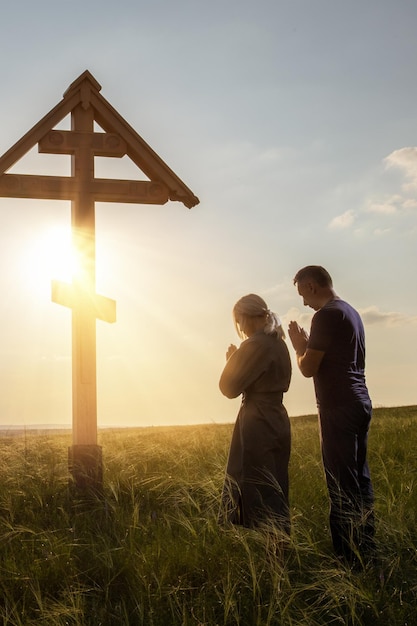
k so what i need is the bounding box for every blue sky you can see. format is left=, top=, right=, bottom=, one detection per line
left=1, top=0, right=416, bottom=427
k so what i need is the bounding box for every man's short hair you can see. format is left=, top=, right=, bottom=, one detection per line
left=293, top=265, right=333, bottom=288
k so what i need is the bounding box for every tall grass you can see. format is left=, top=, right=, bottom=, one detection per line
left=0, top=407, right=416, bottom=625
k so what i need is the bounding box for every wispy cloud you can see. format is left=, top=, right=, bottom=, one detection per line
left=263, top=278, right=294, bottom=302
left=402, top=198, right=417, bottom=209
left=373, top=228, right=390, bottom=236
left=328, top=209, right=356, bottom=230
left=282, top=307, right=313, bottom=329
left=283, top=305, right=417, bottom=331
left=367, top=200, right=398, bottom=215
left=361, top=150, right=417, bottom=231
left=384, top=147, right=417, bottom=183
left=360, top=305, right=417, bottom=326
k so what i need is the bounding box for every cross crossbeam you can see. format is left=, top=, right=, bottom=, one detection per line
left=0, top=174, right=170, bottom=204
left=51, top=281, right=116, bottom=323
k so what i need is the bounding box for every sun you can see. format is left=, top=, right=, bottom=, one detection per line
left=22, top=225, right=80, bottom=296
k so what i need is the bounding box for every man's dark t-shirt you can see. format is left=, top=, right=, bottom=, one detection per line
left=307, top=298, right=370, bottom=409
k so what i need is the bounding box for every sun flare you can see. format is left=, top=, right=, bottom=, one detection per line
left=22, top=226, right=80, bottom=295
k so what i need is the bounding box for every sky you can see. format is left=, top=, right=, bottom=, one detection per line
left=0, top=0, right=416, bottom=429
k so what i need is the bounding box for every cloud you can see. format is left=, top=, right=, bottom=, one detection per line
left=384, top=147, right=417, bottom=181
left=373, top=228, right=390, bottom=236
left=359, top=150, right=417, bottom=224
left=402, top=198, right=417, bottom=210
left=328, top=209, right=356, bottom=230
left=263, top=278, right=294, bottom=302
left=282, top=307, right=312, bottom=329
left=282, top=305, right=417, bottom=332
left=360, top=305, right=417, bottom=327
left=367, top=201, right=397, bottom=215
left=366, top=193, right=417, bottom=216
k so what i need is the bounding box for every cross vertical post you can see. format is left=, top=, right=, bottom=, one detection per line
left=67, top=100, right=102, bottom=490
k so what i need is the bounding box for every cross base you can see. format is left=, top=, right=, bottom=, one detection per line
left=68, top=444, right=103, bottom=493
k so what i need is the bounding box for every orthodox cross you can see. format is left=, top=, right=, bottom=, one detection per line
left=0, top=71, right=199, bottom=489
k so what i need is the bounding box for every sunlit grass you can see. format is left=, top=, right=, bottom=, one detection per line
left=0, top=407, right=416, bottom=624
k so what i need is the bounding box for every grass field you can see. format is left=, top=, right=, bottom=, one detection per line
left=0, top=406, right=416, bottom=625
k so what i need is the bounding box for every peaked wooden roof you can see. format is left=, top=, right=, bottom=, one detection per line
left=0, top=70, right=199, bottom=209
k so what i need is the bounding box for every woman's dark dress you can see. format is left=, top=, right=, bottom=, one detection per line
left=219, top=331, right=292, bottom=531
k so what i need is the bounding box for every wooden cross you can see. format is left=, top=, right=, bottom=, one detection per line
left=0, top=71, right=199, bottom=490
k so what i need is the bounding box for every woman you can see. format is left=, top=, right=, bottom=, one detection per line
left=219, top=294, right=292, bottom=534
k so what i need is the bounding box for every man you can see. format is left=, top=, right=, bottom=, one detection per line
left=288, top=265, right=375, bottom=565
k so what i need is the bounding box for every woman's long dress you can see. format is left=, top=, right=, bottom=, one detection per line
left=219, top=330, right=292, bottom=532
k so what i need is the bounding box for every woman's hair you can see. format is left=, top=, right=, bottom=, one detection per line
left=232, top=293, right=285, bottom=340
